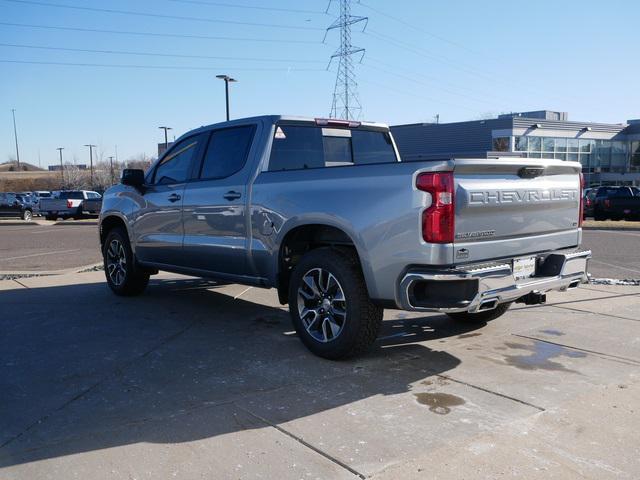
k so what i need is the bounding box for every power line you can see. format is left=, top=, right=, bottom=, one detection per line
left=360, top=62, right=500, bottom=107
left=357, top=1, right=477, bottom=54
left=166, top=0, right=327, bottom=15
left=0, top=59, right=326, bottom=72
left=0, top=21, right=322, bottom=44
left=357, top=77, right=476, bottom=112
left=0, top=42, right=325, bottom=64
left=2, top=0, right=325, bottom=30
left=364, top=56, right=512, bottom=105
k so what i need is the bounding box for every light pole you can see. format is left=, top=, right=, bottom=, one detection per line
left=11, top=109, right=20, bottom=169
left=158, top=126, right=172, bottom=153
left=108, top=156, right=115, bottom=185
left=84, top=144, right=96, bottom=188
left=216, top=74, right=237, bottom=121
left=56, top=147, right=64, bottom=187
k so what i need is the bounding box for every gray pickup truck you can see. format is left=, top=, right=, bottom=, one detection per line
left=99, top=115, right=590, bottom=359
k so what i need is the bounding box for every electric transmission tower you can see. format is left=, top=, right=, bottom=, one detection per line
left=325, top=0, right=367, bottom=120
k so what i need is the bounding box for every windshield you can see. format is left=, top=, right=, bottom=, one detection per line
left=58, top=191, right=84, bottom=200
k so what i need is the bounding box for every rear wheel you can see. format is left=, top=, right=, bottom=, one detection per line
left=103, top=227, right=149, bottom=296
left=446, top=302, right=512, bottom=324
left=22, top=209, right=33, bottom=221
left=288, top=248, right=383, bottom=360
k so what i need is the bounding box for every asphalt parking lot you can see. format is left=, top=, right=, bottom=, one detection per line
left=0, top=271, right=638, bottom=479
left=0, top=220, right=101, bottom=272
left=583, top=229, right=640, bottom=279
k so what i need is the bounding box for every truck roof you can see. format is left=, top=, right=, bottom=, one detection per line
left=182, top=115, right=390, bottom=141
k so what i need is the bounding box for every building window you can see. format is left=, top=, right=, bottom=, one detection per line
left=611, top=141, right=627, bottom=172
left=515, top=136, right=527, bottom=151
left=594, top=140, right=612, bottom=172
left=631, top=142, right=640, bottom=171
left=493, top=137, right=509, bottom=152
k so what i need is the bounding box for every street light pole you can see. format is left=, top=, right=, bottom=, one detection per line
left=56, top=147, right=64, bottom=187
left=108, top=156, right=115, bottom=185
left=158, top=126, right=172, bottom=152
left=11, top=109, right=20, bottom=169
left=216, top=74, right=237, bottom=121
left=84, top=144, right=97, bottom=188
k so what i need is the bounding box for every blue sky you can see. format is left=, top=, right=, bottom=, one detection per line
left=0, top=0, right=637, bottom=167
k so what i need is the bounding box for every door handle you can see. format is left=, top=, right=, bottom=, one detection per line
left=223, top=191, right=242, bottom=201
left=168, top=193, right=181, bottom=203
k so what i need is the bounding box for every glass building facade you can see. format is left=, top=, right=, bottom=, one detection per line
left=493, top=136, right=635, bottom=173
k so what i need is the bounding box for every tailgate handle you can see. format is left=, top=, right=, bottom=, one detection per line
left=518, top=166, right=545, bottom=179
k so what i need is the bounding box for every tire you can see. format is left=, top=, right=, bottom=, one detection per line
left=22, top=209, right=33, bottom=222
left=288, top=247, right=383, bottom=360
left=593, top=209, right=606, bottom=221
left=446, top=302, right=512, bottom=324
left=102, top=227, right=149, bottom=296
left=73, top=206, right=83, bottom=220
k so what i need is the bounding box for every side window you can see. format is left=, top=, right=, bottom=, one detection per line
left=199, top=126, right=255, bottom=179
left=268, top=126, right=324, bottom=171
left=352, top=130, right=397, bottom=164
left=6, top=193, right=16, bottom=204
left=153, top=136, right=201, bottom=185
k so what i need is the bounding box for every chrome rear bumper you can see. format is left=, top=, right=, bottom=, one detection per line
left=398, top=249, right=591, bottom=313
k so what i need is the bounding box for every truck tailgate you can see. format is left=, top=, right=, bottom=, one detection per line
left=453, top=158, right=582, bottom=264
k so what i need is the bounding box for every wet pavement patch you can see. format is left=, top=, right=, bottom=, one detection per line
left=540, top=329, right=564, bottom=336
left=413, top=392, right=466, bottom=415
left=501, top=341, right=587, bottom=373
left=458, top=332, right=482, bottom=339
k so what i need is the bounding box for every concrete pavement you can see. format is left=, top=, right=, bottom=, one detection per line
left=0, top=271, right=638, bottom=479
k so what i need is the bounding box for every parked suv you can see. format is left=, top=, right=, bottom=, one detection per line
left=0, top=192, right=34, bottom=221
left=99, top=115, right=590, bottom=359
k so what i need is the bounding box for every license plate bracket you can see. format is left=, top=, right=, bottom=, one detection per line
left=513, top=256, right=537, bottom=281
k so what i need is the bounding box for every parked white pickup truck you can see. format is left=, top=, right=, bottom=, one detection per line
left=39, top=190, right=102, bottom=220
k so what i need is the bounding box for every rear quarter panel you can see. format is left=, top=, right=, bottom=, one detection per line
left=249, top=160, right=452, bottom=301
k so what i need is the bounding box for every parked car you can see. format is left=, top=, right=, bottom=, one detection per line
left=0, top=192, right=34, bottom=221
left=592, top=186, right=640, bottom=220
left=583, top=188, right=597, bottom=218
left=99, top=115, right=590, bottom=359
left=39, top=190, right=102, bottom=220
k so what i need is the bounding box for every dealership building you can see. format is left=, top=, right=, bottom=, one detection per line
left=391, top=110, right=640, bottom=186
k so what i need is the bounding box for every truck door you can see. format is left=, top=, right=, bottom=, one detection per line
left=181, top=124, right=258, bottom=277
left=133, top=134, right=206, bottom=266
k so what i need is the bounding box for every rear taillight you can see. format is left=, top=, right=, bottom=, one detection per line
left=417, top=172, right=455, bottom=243
left=67, top=200, right=73, bottom=209
left=579, top=173, right=584, bottom=227
left=604, top=199, right=611, bottom=208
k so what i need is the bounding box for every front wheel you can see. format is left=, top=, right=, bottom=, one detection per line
left=288, top=248, right=383, bottom=360
left=22, top=210, right=33, bottom=221
left=446, top=302, right=512, bottom=323
left=103, top=227, right=149, bottom=296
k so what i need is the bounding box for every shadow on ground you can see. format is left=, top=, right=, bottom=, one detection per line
left=0, top=277, right=480, bottom=467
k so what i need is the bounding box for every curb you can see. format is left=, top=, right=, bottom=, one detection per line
left=0, top=262, right=103, bottom=279
left=583, top=226, right=640, bottom=232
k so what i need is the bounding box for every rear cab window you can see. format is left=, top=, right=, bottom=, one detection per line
left=268, top=123, right=397, bottom=172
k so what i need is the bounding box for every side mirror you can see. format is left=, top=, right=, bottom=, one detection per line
left=121, top=169, right=145, bottom=188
